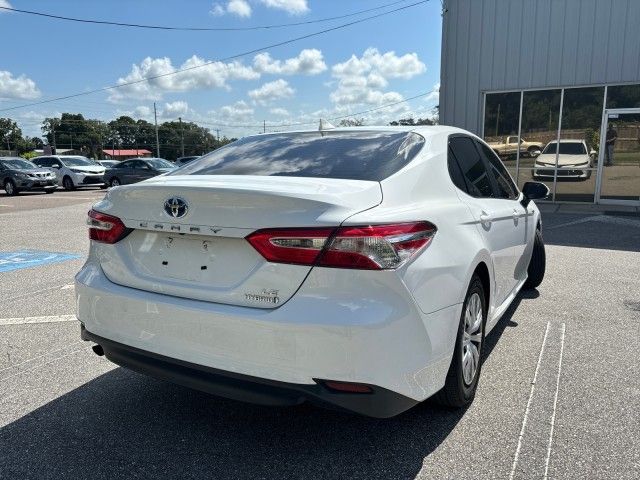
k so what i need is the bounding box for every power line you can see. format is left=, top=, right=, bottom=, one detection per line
left=0, top=0, right=413, bottom=31
left=0, top=1, right=428, bottom=113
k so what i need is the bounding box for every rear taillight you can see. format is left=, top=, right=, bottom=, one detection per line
left=87, top=209, right=131, bottom=244
left=246, top=228, right=335, bottom=265
left=246, top=222, right=436, bottom=270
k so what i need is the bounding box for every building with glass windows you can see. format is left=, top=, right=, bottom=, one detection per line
left=440, top=0, right=640, bottom=205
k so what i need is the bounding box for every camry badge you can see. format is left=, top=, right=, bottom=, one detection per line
left=164, top=197, right=188, bottom=218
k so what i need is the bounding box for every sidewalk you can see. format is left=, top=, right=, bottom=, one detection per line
left=537, top=203, right=640, bottom=215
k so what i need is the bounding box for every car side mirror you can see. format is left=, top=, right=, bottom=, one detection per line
left=51, top=164, right=60, bottom=169
left=590, top=150, right=596, bottom=156
left=521, top=181, right=549, bottom=207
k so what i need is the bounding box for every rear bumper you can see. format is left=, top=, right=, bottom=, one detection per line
left=81, top=325, right=417, bottom=418
left=75, top=261, right=460, bottom=413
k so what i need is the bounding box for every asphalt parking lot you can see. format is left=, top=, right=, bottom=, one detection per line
left=1, top=188, right=639, bottom=479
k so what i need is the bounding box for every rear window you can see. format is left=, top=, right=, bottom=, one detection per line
left=172, top=131, right=425, bottom=181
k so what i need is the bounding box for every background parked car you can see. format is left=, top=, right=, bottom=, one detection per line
left=487, top=136, right=544, bottom=158
left=175, top=156, right=200, bottom=166
left=97, top=160, right=121, bottom=168
left=104, top=158, right=176, bottom=187
left=533, top=139, right=596, bottom=180
left=0, top=157, right=58, bottom=195
left=32, top=155, right=106, bottom=190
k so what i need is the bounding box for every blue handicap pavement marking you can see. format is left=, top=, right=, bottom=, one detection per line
left=0, top=250, right=81, bottom=273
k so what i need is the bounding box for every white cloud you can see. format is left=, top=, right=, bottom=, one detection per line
left=227, top=0, right=252, bottom=17
left=259, top=0, right=308, bottom=15
left=134, top=105, right=152, bottom=117
left=248, top=79, right=294, bottom=105
left=329, top=48, right=426, bottom=110
left=270, top=107, right=290, bottom=116
left=210, top=0, right=308, bottom=17
left=218, top=100, right=254, bottom=122
left=333, top=48, right=426, bottom=81
left=164, top=101, right=189, bottom=117
left=109, top=55, right=259, bottom=102
left=0, top=1, right=13, bottom=12
left=253, top=49, right=326, bottom=76
left=0, top=70, right=41, bottom=100
left=426, top=82, right=440, bottom=102
left=210, top=0, right=251, bottom=17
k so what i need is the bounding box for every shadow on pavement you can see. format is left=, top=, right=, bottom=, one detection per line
left=1, top=367, right=463, bottom=479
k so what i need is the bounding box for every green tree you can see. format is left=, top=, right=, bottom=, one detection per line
left=0, top=118, right=24, bottom=151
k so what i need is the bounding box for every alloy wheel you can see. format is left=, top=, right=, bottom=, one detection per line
left=462, top=292, right=483, bottom=385
left=5, top=181, right=14, bottom=195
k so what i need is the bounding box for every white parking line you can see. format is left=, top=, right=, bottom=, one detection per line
left=509, top=321, right=551, bottom=480
left=543, top=323, right=566, bottom=479
left=0, top=314, right=77, bottom=326
left=0, top=283, right=75, bottom=302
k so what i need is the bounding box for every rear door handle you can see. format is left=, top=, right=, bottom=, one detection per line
left=479, top=212, right=492, bottom=225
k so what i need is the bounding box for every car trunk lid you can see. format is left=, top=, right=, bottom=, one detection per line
left=91, top=175, right=382, bottom=308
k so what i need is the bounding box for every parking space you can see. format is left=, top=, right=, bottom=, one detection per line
left=1, top=194, right=639, bottom=479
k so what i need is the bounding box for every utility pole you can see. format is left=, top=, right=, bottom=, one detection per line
left=154, top=102, right=160, bottom=157
left=179, top=116, right=184, bottom=157
left=215, top=129, right=220, bottom=141
left=263, top=120, right=266, bottom=133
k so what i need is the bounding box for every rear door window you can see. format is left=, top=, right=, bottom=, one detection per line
left=173, top=131, right=425, bottom=181
left=476, top=141, right=519, bottom=199
left=448, top=137, right=494, bottom=197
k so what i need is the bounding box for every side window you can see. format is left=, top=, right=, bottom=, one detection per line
left=131, top=160, right=146, bottom=169
left=447, top=146, right=468, bottom=193
left=118, top=161, right=132, bottom=169
left=477, top=142, right=519, bottom=200
left=35, top=158, right=50, bottom=167
left=448, top=137, right=494, bottom=198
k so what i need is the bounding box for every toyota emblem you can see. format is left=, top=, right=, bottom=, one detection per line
left=164, top=197, right=189, bottom=218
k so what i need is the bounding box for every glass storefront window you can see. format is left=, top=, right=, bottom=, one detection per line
left=553, top=86, right=604, bottom=202
left=483, top=92, right=521, bottom=186
left=606, top=84, right=640, bottom=109
left=519, top=89, right=562, bottom=197
left=483, top=83, right=640, bottom=204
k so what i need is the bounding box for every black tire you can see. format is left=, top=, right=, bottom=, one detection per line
left=524, top=229, right=545, bottom=289
left=110, top=177, right=121, bottom=187
left=45, top=189, right=56, bottom=194
left=62, top=176, right=75, bottom=190
left=434, top=275, right=486, bottom=408
left=100, top=184, right=108, bottom=189
left=4, top=179, right=19, bottom=196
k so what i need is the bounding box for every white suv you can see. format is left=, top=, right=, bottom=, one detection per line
left=32, top=155, right=106, bottom=190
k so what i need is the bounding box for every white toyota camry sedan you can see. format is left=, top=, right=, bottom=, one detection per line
left=76, top=126, right=549, bottom=417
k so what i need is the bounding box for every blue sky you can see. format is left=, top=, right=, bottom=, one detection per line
left=0, top=0, right=442, bottom=139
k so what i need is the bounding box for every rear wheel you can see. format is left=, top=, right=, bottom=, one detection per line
left=45, top=189, right=55, bottom=194
left=4, top=179, right=19, bottom=196
left=110, top=177, right=121, bottom=187
left=434, top=275, right=486, bottom=408
left=524, top=229, right=545, bottom=289
left=62, top=176, right=75, bottom=190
